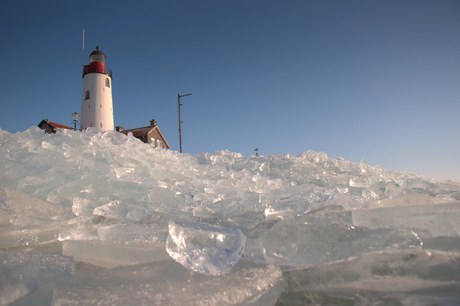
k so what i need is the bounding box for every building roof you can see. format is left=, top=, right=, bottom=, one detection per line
left=121, top=124, right=170, bottom=148
left=38, top=119, right=73, bottom=132
left=121, top=126, right=153, bottom=137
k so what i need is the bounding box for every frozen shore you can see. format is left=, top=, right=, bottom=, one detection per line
left=1, top=127, right=459, bottom=305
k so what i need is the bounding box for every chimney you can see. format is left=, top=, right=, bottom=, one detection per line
left=115, top=126, right=124, bottom=132
left=150, top=119, right=157, bottom=127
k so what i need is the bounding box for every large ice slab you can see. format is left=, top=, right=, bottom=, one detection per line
left=92, top=199, right=157, bottom=222
left=58, top=215, right=119, bottom=242
left=279, top=249, right=460, bottom=305
left=352, top=202, right=460, bottom=238
left=58, top=224, right=170, bottom=269
left=51, top=259, right=284, bottom=306
left=166, top=220, right=247, bottom=275
left=97, top=224, right=168, bottom=242
left=276, top=285, right=460, bottom=306
left=0, top=224, right=60, bottom=249
left=256, top=212, right=421, bottom=267
left=0, top=187, right=72, bottom=226
left=367, top=193, right=434, bottom=209
left=62, top=239, right=169, bottom=269
left=422, top=236, right=460, bottom=253
left=0, top=251, right=75, bottom=305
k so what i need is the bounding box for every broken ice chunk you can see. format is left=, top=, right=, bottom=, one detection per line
left=0, top=209, right=11, bottom=226
left=352, top=202, right=460, bottom=238
left=71, top=197, right=100, bottom=217
left=0, top=187, right=72, bottom=226
left=166, top=220, right=247, bottom=275
left=0, top=251, right=75, bottom=305
left=0, top=224, right=60, bottom=248
left=93, top=200, right=128, bottom=220
left=97, top=224, right=168, bottom=242
left=62, top=240, right=169, bottom=269
left=52, top=259, right=284, bottom=306
left=92, top=199, right=155, bottom=222
left=258, top=215, right=421, bottom=267
left=281, top=249, right=460, bottom=294
left=58, top=215, right=118, bottom=241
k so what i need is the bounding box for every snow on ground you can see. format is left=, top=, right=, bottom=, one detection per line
left=1, top=126, right=460, bottom=305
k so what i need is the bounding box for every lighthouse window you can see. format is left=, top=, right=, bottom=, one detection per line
left=105, top=78, right=110, bottom=88
left=85, top=90, right=90, bottom=100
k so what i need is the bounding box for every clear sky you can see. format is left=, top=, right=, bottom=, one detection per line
left=1, top=1, right=459, bottom=182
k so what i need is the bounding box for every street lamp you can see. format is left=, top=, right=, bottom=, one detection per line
left=72, top=112, right=80, bottom=131
left=254, top=148, right=259, bottom=157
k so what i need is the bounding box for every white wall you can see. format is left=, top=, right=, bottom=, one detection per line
left=81, top=73, right=114, bottom=131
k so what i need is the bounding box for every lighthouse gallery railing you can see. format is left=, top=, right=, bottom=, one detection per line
left=82, top=66, right=112, bottom=78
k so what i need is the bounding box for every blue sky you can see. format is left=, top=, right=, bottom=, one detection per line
left=1, top=1, right=459, bottom=182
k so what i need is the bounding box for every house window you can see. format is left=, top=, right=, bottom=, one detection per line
left=85, top=90, right=90, bottom=100
left=157, top=140, right=162, bottom=148
left=151, top=138, right=155, bottom=147
left=105, top=78, right=110, bottom=88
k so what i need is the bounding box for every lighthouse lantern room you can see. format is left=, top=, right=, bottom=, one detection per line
left=81, top=46, right=114, bottom=131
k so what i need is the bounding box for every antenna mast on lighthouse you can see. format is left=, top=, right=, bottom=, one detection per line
left=82, top=29, right=85, bottom=68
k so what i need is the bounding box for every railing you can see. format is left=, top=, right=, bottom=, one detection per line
left=82, top=65, right=112, bottom=78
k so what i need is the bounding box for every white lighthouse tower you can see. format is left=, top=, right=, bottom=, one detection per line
left=81, top=46, right=114, bottom=131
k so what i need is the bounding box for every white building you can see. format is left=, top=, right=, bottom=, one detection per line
left=81, top=46, right=114, bottom=131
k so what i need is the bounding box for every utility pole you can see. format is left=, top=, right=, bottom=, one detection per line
left=178, top=93, right=192, bottom=153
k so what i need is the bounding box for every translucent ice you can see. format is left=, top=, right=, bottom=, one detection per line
left=0, top=224, right=60, bottom=248
left=0, top=187, right=72, bottom=226
left=256, top=212, right=421, bottom=267
left=62, top=239, right=169, bottom=269
left=166, top=220, right=247, bottom=275
left=52, top=258, right=284, bottom=306
left=0, top=127, right=460, bottom=304
left=422, top=236, right=460, bottom=252
left=0, top=251, right=75, bottom=305
left=367, top=193, right=434, bottom=209
left=97, top=224, right=168, bottom=243
left=58, top=215, right=119, bottom=241
left=280, top=249, right=460, bottom=304
left=352, top=201, right=460, bottom=238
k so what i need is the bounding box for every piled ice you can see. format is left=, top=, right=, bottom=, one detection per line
left=0, top=251, right=75, bottom=305
left=51, top=259, right=284, bottom=306
left=0, top=126, right=459, bottom=305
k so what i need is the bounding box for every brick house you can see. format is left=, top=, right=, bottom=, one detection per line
left=38, top=119, right=73, bottom=133
left=116, top=120, right=170, bottom=149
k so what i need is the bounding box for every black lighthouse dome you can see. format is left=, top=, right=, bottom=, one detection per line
left=89, top=46, right=106, bottom=63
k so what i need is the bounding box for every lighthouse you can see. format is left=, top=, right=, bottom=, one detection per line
left=81, top=46, right=114, bottom=131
